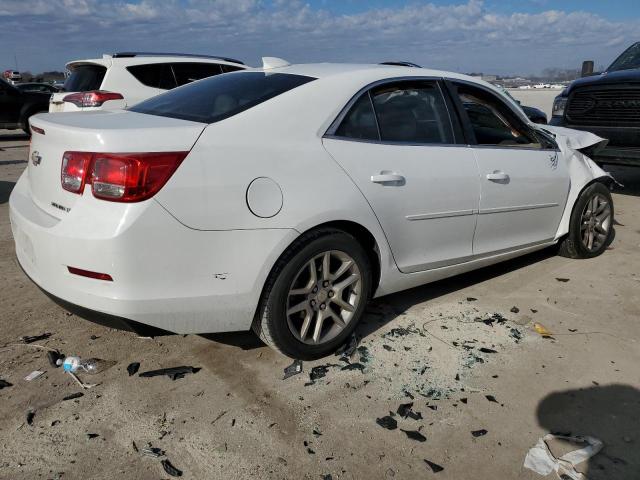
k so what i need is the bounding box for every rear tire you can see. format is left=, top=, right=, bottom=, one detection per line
left=558, top=182, right=614, bottom=259
left=252, top=228, right=372, bottom=360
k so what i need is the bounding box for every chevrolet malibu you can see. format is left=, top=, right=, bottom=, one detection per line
left=10, top=59, right=615, bottom=359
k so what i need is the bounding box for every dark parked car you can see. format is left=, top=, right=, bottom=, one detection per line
left=551, top=42, right=640, bottom=166
left=0, top=78, right=50, bottom=134
left=15, top=82, right=60, bottom=93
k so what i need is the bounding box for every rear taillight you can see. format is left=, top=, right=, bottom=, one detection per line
left=61, top=152, right=92, bottom=194
left=62, top=91, right=124, bottom=108
left=61, top=151, right=188, bottom=202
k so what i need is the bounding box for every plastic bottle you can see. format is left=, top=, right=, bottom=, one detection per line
left=62, top=356, right=115, bottom=374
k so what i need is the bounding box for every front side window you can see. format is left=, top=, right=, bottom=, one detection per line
left=130, top=72, right=315, bottom=124
left=456, top=85, right=541, bottom=148
left=333, top=80, right=454, bottom=144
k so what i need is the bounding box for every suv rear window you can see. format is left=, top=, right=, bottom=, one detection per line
left=130, top=72, right=315, bottom=123
left=64, top=64, right=106, bottom=92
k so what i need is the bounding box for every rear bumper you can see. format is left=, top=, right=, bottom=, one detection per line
left=9, top=172, right=298, bottom=333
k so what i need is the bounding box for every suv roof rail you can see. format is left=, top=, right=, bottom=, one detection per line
left=112, top=52, right=245, bottom=65
left=379, top=61, right=422, bottom=68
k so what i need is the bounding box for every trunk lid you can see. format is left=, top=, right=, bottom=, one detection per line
left=27, top=110, right=205, bottom=218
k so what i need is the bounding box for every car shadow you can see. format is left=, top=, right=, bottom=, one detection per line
left=354, top=246, right=556, bottom=339
left=0, top=181, right=16, bottom=204
left=0, top=132, right=28, bottom=142
left=536, top=384, right=640, bottom=479
left=606, top=165, right=640, bottom=198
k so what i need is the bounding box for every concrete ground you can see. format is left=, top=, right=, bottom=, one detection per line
left=0, top=129, right=639, bottom=480
left=508, top=89, right=561, bottom=118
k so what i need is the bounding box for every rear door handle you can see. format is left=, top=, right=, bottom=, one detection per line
left=371, top=172, right=405, bottom=185
left=486, top=171, right=510, bottom=182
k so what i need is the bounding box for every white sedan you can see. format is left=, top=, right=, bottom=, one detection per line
left=10, top=59, right=615, bottom=359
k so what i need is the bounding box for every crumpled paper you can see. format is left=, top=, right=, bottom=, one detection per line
left=524, top=434, right=603, bottom=480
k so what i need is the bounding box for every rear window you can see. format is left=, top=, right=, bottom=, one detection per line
left=64, top=64, right=106, bottom=92
left=129, top=72, right=315, bottom=124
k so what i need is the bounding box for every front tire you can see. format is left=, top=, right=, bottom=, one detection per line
left=253, top=228, right=372, bottom=360
left=558, top=182, right=614, bottom=259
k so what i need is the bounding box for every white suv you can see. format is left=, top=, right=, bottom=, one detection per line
left=49, top=52, right=246, bottom=112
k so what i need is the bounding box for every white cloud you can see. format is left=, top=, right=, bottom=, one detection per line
left=0, top=0, right=638, bottom=74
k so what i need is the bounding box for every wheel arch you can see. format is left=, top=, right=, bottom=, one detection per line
left=556, top=176, right=613, bottom=240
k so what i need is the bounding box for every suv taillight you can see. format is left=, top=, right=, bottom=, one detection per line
left=61, top=152, right=188, bottom=202
left=62, top=91, right=124, bottom=108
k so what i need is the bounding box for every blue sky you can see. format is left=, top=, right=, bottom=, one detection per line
left=1, top=0, right=639, bottom=75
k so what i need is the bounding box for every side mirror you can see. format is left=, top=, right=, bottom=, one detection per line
left=581, top=60, right=595, bottom=77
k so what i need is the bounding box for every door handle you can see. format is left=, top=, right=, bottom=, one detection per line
left=371, top=172, right=405, bottom=185
left=486, top=171, right=510, bottom=182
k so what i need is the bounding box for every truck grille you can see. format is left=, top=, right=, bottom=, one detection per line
left=566, top=88, right=640, bottom=126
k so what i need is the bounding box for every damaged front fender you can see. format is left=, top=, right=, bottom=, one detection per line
left=539, top=125, right=618, bottom=240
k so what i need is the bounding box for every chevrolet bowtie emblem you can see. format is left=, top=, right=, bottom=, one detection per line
left=31, top=151, right=42, bottom=166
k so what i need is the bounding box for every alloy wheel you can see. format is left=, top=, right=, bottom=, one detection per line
left=580, top=193, right=612, bottom=252
left=286, top=250, right=362, bottom=345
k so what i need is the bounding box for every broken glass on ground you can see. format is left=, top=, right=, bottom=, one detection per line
left=376, top=415, right=398, bottom=430
left=139, top=366, right=200, bottom=380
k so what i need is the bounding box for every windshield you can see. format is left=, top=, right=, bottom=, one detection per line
left=129, top=71, right=315, bottom=124
left=64, top=64, right=106, bottom=92
left=607, top=42, right=640, bottom=72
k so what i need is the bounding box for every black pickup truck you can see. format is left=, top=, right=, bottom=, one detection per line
left=0, top=78, right=51, bottom=134
left=550, top=42, right=640, bottom=166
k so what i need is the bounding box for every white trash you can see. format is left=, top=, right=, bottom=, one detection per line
left=524, top=434, right=603, bottom=480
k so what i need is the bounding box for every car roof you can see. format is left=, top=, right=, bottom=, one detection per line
left=249, top=62, right=492, bottom=86
left=66, top=54, right=245, bottom=70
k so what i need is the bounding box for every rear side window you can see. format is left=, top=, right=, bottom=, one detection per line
left=372, top=82, right=453, bottom=143
left=171, top=63, right=222, bottom=86
left=333, top=80, right=454, bottom=144
left=335, top=93, right=379, bottom=141
left=130, top=72, right=315, bottom=124
left=221, top=64, right=244, bottom=73
left=64, top=65, right=106, bottom=91
left=127, top=64, right=165, bottom=88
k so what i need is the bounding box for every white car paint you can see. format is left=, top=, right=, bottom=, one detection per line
left=10, top=63, right=613, bottom=336
left=49, top=54, right=246, bottom=113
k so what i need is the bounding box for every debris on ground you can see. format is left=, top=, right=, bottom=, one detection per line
left=67, top=371, right=97, bottom=390
left=397, top=402, right=423, bottom=420
left=485, top=395, right=499, bottom=404
left=63, top=356, right=116, bottom=375
left=509, top=328, right=523, bottom=343
left=555, top=278, right=570, bottom=283
left=24, top=370, right=45, bottom=381
left=141, top=445, right=164, bottom=458
left=524, top=434, right=603, bottom=480
left=376, top=415, right=398, bottom=430
left=479, top=348, right=498, bottom=354
left=466, top=297, right=477, bottom=302
left=0, top=379, right=12, bottom=389
left=471, top=429, right=488, bottom=437
left=139, top=366, right=200, bottom=380
left=533, top=323, right=553, bottom=337
left=336, top=333, right=359, bottom=359
left=401, top=429, right=427, bottom=442
left=424, top=459, right=445, bottom=473
left=86, top=433, right=99, bottom=439
left=283, top=359, right=303, bottom=380
left=20, top=333, right=52, bottom=344
left=510, top=306, right=520, bottom=313
left=26, top=409, right=35, bottom=426
left=62, top=392, right=84, bottom=401
left=340, top=362, right=365, bottom=372
left=161, top=459, right=183, bottom=477
left=47, top=351, right=65, bottom=368
left=127, top=362, right=141, bottom=376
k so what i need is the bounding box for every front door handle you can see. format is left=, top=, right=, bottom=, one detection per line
left=371, top=172, right=405, bottom=185
left=486, top=171, right=510, bottom=182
